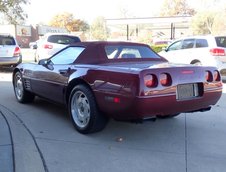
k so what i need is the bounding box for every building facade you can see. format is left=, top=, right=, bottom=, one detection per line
left=0, top=25, right=68, bottom=48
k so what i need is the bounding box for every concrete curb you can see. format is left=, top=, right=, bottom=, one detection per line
left=0, top=111, right=14, bottom=172
left=0, top=106, right=47, bottom=172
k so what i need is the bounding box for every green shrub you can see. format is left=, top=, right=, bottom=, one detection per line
left=151, top=44, right=168, bottom=53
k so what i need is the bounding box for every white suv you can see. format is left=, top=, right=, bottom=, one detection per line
left=0, top=34, right=22, bottom=67
left=159, top=35, right=226, bottom=78
left=35, top=33, right=81, bottom=61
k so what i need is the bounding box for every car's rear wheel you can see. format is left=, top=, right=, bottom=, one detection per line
left=69, top=85, right=108, bottom=134
left=13, top=71, right=35, bottom=103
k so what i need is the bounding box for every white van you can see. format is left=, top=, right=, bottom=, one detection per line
left=159, top=35, right=226, bottom=78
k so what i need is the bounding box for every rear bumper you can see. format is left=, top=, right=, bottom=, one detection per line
left=98, top=87, right=222, bottom=121
left=133, top=89, right=222, bottom=119
left=0, top=56, right=22, bottom=66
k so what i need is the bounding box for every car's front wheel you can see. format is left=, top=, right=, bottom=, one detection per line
left=13, top=71, right=35, bottom=103
left=69, top=85, right=108, bottom=134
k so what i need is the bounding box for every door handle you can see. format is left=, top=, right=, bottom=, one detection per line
left=59, top=68, right=71, bottom=75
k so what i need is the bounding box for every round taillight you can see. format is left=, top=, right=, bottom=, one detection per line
left=213, top=70, right=221, bottom=81
left=160, top=73, right=172, bottom=86
left=144, top=74, right=158, bottom=88
left=205, top=71, right=213, bottom=82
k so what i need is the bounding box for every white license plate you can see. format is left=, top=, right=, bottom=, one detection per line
left=177, top=83, right=199, bottom=100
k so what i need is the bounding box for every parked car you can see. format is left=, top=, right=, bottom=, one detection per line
left=29, top=41, right=37, bottom=49
left=12, top=41, right=222, bottom=134
left=0, top=34, right=22, bottom=67
left=159, top=35, right=226, bottom=78
left=35, top=33, right=81, bottom=61
left=153, top=40, right=172, bottom=46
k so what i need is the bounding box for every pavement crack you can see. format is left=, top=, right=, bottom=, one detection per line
left=0, top=105, right=49, bottom=172
left=0, top=110, right=15, bottom=172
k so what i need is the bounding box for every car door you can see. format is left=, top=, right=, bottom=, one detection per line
left=31, top=46, right=85, bottom=104
left=160, top=39, right=196, bottom=64
left=159, top=40, right=183, bottom=63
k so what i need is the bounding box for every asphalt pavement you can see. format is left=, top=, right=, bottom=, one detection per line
left=1, top=71, right=226, bottom=172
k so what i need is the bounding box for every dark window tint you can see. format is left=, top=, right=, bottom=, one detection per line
left=182, top=39, right=195, bottom=49
left=0, top=36, right=16, bottom=45
left=195, top=39, right=208, bottom=48
left=47, top=35, right=81, bottom=44
left=105, top=45, right=160, bottom=59
left=215, top=37, right=226, bottom=48
left=50, top=46, right=85, bottom=65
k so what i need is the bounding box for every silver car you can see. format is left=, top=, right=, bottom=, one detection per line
left=0, top=34, right=22, bottom=67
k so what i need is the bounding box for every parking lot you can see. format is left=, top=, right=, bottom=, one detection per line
left=0, top=68, right=226, bottom=172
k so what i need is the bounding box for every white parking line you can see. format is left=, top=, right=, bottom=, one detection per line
left=223, top=83, right=226, bottom=93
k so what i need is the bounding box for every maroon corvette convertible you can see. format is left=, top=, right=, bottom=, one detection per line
left=12, top=41, right=222, bottom=134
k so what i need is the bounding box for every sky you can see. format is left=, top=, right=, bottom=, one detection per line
left=25, top=0, right=164, bottom=24
left=25, top=0, right=226, bottom=25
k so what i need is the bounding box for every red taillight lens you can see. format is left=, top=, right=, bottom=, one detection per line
left=43, top=44, right=53, bottom=49
left=213, top=70, right=221, bottom=81
left=13, top=47, right=21, bottom=56
left=113, top=97, right=120, bottom=103
left=160, top=73, right=172, bottom=86
left=205, top=71, right=213, bottom=82
left=144, top=74, right=158, bottom=88
left=210, top=48, right=225, bottom=56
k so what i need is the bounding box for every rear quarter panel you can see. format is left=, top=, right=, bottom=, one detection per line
left=82, top=68, right=140, bottom=119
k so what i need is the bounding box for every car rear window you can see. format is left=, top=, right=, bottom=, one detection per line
left=105, top=45, right=160, bottom=59
left=47, top=35, right=81, bottom=44
left=0, top=36, right=16, bottom=45
left=215, top=37, right=226, bottom=48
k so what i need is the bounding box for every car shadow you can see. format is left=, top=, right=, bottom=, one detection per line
left=28, top=97, right=185, bottom=152
left=0, top=67, right=14, bottom=73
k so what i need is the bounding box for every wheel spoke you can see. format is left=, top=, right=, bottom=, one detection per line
left=14, top=74, right=24, bottom=100
left=71, top=90, right=91, bottom=129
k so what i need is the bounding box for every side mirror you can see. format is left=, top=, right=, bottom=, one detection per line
left=162, top=47, right=168, bottom=52
left=38, top=59, right=48, bottom=65
left=33, top=44, right=38, bottom=49
left=38, top=59, right=54, bottom=70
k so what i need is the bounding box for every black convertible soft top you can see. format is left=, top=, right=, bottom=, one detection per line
left=69, top=41, right=167, bottom=64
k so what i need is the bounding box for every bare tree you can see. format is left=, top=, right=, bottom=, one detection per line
left=90, top=17, right=109, bottom=41
left=160, top=0, right=196, bottom=16
left=0, top=0, right=29, bottom=24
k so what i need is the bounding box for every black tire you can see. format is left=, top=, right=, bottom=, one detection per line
left=69, top=85, right=108, bottom=134
left=13, top=71, right=35, bottom=103
left=157, top=113, right=180, bottom=119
